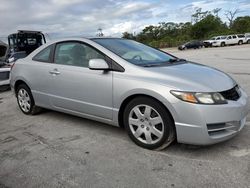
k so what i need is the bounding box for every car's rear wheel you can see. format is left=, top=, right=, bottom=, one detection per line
left=221, top=42, right=225, bottom=47
left=238, top=40, right=243, bottom=45
left=123, top=97, right=175, bottom=150
left=247, top=40, right=250, bottom=44
left=16, top=84, right=41, bottom=115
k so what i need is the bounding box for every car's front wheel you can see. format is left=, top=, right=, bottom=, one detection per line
left=123, top=97, right=175, bottom=150
left=16, top=84, right=41, bottom=115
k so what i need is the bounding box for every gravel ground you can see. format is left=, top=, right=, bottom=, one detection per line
left=0, top=44, right=249, bottom=188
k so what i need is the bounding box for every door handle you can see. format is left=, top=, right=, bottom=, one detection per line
left=49, top=69, right=60, bottom=75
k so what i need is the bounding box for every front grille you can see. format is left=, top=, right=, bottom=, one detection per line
left=0, top=71, right=10, bottom=81
left=220, top=86, right=240, bottom=101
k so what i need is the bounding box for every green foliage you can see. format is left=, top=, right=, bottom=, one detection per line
left=232, top=16, right=250, bottom=33
left=191, top=15, right=227, bottom=39
left=121, top=9, right=250, bottom=48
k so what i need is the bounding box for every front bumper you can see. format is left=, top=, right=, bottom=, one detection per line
left=212, top=42, right=221, bottom=47
left=170, top=88, right=249, bottom=145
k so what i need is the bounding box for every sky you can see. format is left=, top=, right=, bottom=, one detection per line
left=0, top=0, right=250, bottom=41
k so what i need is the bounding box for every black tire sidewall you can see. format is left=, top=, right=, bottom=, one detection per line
left=123, top=97, right=174, bottom=150
left=16, top=84, right=35, bottom=115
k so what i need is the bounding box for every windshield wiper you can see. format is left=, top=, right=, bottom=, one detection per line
left=142, top=63, right=163, bottom=67
left=141, top=59, right=186, bottom=67
left=168, top=58, right=186, bottom=63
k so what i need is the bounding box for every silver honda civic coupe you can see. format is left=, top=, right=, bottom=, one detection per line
left=10, top=38, right=249, bottom=150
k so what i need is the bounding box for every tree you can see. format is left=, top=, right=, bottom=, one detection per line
left=213, top=8, right=222, bottom=17
left=191, top=14, right=226, bottom=39
left=122, top=32, right=135, bottom=40
left=225, top=9, right=240, bottom=28
left=97, top=28, right=104, bottom=37
left=191, top=8, right=210, bottom=23
left=232, top=16, right=250, bottom=33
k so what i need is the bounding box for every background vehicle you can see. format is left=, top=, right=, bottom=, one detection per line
left=0, top=40, right=10, bottom=90
left=226, top=34, right=245, bottom=45
left=203, top=37, right=216, bottom=47
left=1, top=31, right=46, bottom=90
left=8, top=30, right=46, bottom=56
left=245, top=33, right=250, bottom=44
left=178, top=40, right=204, bottom=50
left=211, top=36, right=227, bottom=47
left=0, top=40, right=9, bottom=64
left=11, top=38, right=248, bottom=150
left=0, top=67, right=11, bottom=91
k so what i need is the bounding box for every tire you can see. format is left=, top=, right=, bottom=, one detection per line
left=247, top=40, right=250, bottom=44
left=16, top=84, right=41, bottom=115
left=123, top=97, right=175, bottom=150
left=221, top=42, right=225, bottom=47
left=238, top=40, right=243, bottom=45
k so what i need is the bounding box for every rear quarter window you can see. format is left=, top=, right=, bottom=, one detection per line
left=33, top=45, right=53, bottom=63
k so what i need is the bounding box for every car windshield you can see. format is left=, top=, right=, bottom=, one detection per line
left=92, top=38, right=178, bottom=66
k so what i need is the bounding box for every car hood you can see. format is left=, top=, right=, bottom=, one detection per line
left=141, top=62, right=236, bottom=92
left=204, top=40, right=214, bottom=43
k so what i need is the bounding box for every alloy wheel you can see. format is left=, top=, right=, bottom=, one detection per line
left=18, top=88, right=31, bottom=113
left=128, top=105, right=164, bottom=144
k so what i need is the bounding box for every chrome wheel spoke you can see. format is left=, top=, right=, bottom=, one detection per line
left=133, top=107, right=143, bottom=119
left=151, top=127, right=162, bottom=138
left=26, top=102, right=30, bottom=109
left=150, top=117, right=162, bottom=126
left=134, top=128, right=143, bottom=138
left=145, top=131, right=152, bottom=144
left=129, top=118, right=141, bottom=126
left=144, top=106, right=151, bottom=117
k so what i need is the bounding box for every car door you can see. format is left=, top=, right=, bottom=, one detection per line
left=49, top=41, right=113, bottom=120
left=232, top=35, right=237, bottom=44
left=29, top=44, right=55, bottom=107
left=226, top=36, right=233, bottom=45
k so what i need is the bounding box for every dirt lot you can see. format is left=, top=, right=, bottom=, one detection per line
left=0, top=45, right=250, bottom=188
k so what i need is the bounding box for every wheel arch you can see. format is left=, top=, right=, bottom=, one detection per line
left=14, top=79, right=30, bottom=96
left=118, top=93, right=176, bottom=131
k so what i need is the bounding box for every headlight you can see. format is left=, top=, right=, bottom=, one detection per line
left=170, top=91, right=227, bottom=104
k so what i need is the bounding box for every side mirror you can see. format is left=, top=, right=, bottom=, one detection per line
left=89, top=59, right=110, bottom=70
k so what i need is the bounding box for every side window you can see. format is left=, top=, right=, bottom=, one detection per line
left=33, top=45, right=52, bottom=62
left=233, top=35, right=237, bottom=39
left=228, top=36, right=232, bottom=39
left=54, top=42, right=105, bottom=68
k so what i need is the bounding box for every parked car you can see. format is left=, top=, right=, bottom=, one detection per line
left=211, top=36, right=227, bottom=47
left=236, top=34, right=247, bottom=44
left=203, top=37, right=216, bottom=47
left=11, top=38, right=249, bottom=150
left=245, top=33, right=250, bottom=44
left=0, top=67, right=11, bottom=91
left=178, top=40, right=204, bottom=50
left=212, top=34, right=246, bottom=47
left=0, top=41, right=10, bottom=91
left=0, top=31, right=46, bottom=90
